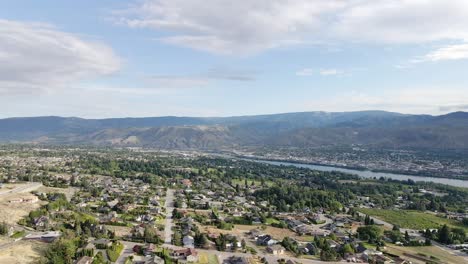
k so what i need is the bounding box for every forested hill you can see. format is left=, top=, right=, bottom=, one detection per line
left=0, top=111, right=467, bottom=150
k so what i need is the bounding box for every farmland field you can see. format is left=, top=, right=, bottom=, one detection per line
left=385, top=244, right=468, bottom=264
left=358, top=209, right=468, bottom=231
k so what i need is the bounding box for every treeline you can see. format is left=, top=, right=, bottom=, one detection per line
left=254, top=185, right=343, bottom=212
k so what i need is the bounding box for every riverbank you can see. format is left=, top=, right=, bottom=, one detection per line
left=231, top=155, right=468, bottom=180
left=210, top=153, right=468, bottom=188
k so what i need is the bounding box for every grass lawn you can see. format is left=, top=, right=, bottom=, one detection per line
left=385, top=244, right=467, bottom=264
left=231, top=179, right=274, bottom=187
left=155, top=217, right=166, bottom=225
left=197, top=252, right=219, bottom=264
left=10, top=230, right=26, bottom=239
left=358, top=209, right=468, bottom=231
left=295, top=235, right=315, bottom=242
left=362, top=242, right=377, bottom=250
left=264, top=218, right=280, bottom=225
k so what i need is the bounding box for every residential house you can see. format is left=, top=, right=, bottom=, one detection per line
left=267, top=244, right=285, bottom=255
left=172, top=248, right=198, bottom=262
left=33, top=216, right=49, bottom=231
left=305, top=243, right=318, bottom=255
left=256, top=235, right=277, bottom=246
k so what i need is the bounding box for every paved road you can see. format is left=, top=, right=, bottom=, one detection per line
left=162, top=243, right=343, bottom=264
left=0, top=182, right=42, bottom=197
left=164, top=189, right=175, bottom=244
left=116, top=241, right=142, bottom=264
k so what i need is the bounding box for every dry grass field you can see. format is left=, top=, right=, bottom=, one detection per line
left=36, top=186, right=78, bottom=201
left=200, top=224, right=299, bottom=241
left=105, top=225, right=132, bottom=237
left=0, top=240, right=45, bottom=264
left=0, top=194, right=45, bottom=225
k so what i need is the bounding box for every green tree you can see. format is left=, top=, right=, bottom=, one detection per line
left=0, top=222, right=9, bottom=235
left=92, top=252, right=106, bottom=264
left=437, top=225, right=451, bottom=244
left=357, top=225, right=383, bottom=243
left=194, top=232, right=208, bottom=248
left=42, top=238, right=77, bottom=264
left=341, top=243, right=354, bottom=255
left=144, top=226, right=162, bottom=244
left=462, top=218, right=468, bottom=226
left=404, top=231, right=410, bottom=242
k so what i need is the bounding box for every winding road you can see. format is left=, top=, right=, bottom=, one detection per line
left=0, top=182, right=42, bottom=197
left=164, top=188, right=175, bottom=244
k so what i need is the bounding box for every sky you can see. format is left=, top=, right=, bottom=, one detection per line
left=2, top=0, right=468, bottom=118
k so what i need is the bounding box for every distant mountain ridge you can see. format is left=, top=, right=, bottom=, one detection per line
left=0, top=111, right=467, bottom=150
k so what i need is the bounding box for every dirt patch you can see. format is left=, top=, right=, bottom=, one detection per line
left=263, top=226, right=298, bottom=240
left=0, top=240, right=45, bottom=264
left=201, top=224, right=254, bottom=236
left=36, top=186, right=78, bottom=201
left=0, top=194, right=45, bottom=225
left=105, top=225, right=132, bottom=238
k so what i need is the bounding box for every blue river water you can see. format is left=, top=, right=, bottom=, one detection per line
left=246, top=159, right=468, bottom=188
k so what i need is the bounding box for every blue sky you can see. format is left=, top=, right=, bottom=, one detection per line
left=2, top=0, right=468, bottom=118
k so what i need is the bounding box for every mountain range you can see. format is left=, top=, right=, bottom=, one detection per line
left=1, top=111, right=467, bottom=150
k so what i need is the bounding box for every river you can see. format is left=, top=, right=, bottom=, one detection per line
left=245, top=159, right=468, bottom=188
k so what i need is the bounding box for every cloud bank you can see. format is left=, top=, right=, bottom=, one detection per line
left=115, top=0, right=468, bottom=56
left=0, top=19, right=121, bottom=95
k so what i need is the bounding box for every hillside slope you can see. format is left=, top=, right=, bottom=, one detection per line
left=0, top=111, right=467, bottom=150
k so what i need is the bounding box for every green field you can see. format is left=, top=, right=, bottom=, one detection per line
left=385, top=244, right=467, bottom=264
left=197, top=252, right=219, bottom=264
left=10, top=230, right=25, bottom=239
left=264, top=218, right=280, bottom=225
left=358, top=209, right=468, bottom=231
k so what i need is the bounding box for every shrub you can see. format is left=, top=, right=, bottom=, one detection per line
left=106, top=242, right=124, bottom=262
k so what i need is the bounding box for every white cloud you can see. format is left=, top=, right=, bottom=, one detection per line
left=319, top=69, right=340, bottom=76
left=0, top=19, right=121, bottom=95
left=334, top=0, right=468, bottom=44
left=114, top=0, right=345, bottom=55
left=296, top=68, right=342, bottom=76
left=296, top=68, right=314, bottom=76
left=115, top=0, right=468, bottom=55
left=303, top=88, right=468, bottom=114
left=420, top=43, right=468, bottom=62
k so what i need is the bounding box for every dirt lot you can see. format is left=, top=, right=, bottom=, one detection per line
left=201, top=224, right=254, bottom=236
left=0, top=193, right=45, bottom=225
left=0, top=240, right=45, bottom=264
left=263, top=226, right=299, bottom=240
left=200, top=224, right=299, bottom=241
left=36, top=186, right=78, bottom=201
left=105, top=225, right=132, bottom=238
